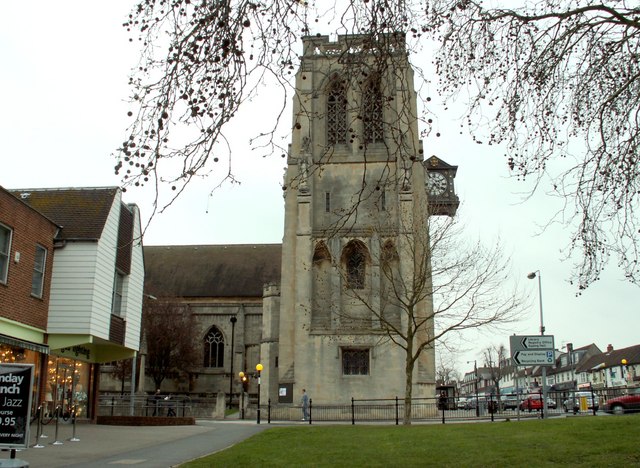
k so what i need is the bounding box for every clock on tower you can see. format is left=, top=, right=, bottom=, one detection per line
left=424, top=155, right=459, bottom=217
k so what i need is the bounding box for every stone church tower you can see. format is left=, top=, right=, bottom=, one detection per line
left=260, top=33, right=458, bottom=405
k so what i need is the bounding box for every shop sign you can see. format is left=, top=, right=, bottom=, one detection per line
left=0, top=363, right=34, bottom=449
left=60, top=345, right=91, bottom=361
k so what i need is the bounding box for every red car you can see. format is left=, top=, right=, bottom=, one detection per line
left=604, top=388, right=640, bottom=415
left=519, top=394, right=543, bottom=412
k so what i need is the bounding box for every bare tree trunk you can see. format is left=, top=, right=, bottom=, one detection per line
left=404, top=357, right=414, bottom=425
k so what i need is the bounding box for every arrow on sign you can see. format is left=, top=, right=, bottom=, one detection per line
left=513, top=350, right=554, bottom=366
left=520, top=336, right=554, bottom=350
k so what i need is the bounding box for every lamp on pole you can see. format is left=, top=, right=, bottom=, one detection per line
left=527, top=270, right=548, bottom=419
left=467, top=360, right=479, bottom=417
left=228, top=316, right=237, bottom=408
left=238, top=371, right=248, bottom=419
left=256, top=363, right=263, bottom=424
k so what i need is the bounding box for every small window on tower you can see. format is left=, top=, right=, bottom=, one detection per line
left=342, top=348, right=370, bottom=375
left=325, top=192, right=331, bottom=213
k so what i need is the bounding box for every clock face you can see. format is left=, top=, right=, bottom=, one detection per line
left=427, top=171, right=448, bottom=196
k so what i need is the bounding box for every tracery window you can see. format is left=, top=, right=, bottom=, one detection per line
left=342, top=348, right=370, bottom=375
left=327, top=77, right=347, bottom=145
left=362, top=77, right=384, bottom=144
left=203, top=326, right=225, bottom=368
left=343, top=241, right=368, bottom=290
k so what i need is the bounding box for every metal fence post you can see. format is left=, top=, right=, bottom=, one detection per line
left=395, top=396, right=399, bottom=425
left=268, top=398, right=271, bottom=424
left=309, top=398, right=312, bottom=425
left=489, top=393, right=498, bottom=422
left=351, top=397, right=355, bottom=425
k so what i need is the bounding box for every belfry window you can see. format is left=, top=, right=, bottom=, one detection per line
left=343, top=241, right=368, bottom=290
left=203, top=326, right=225, bottom=368
left=362, top=78, right=384, bottom=144
left=327, top=77, right=347, bottom=145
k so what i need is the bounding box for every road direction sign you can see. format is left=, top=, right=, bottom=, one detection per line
left=510, top=335, right=555, bottom=353
left=510, top=335, right=555, bottom=366
left=512, top=350, right=555, bottom=366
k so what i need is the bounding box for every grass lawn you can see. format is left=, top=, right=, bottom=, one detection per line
left=181, top=415, right=640, bottom=467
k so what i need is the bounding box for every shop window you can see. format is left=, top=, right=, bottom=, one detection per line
left=47, top=357, right=89, bottom=419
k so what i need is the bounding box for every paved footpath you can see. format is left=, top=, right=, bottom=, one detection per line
left=3, top=420, right=269, bottom=468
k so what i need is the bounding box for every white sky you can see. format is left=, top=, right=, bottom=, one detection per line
left=1, top=1, right=637, bottom=375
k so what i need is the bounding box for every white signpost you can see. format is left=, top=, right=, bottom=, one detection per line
left=509, top=334, right=555, bottom=366
left=512, top=350, right=555, bottom=366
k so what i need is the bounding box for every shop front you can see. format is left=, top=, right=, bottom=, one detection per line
left=44, top=355, right=93, bottom=419
left=0, top=334, right=48, bottom=418
left=47, top=335, right=137, bottom=421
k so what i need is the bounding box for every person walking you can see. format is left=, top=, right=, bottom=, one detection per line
left=301, top=388, right=309, bottom=421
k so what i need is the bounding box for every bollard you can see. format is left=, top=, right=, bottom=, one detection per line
left=52, top=406, right=64, bottom=445
left=33, top=405, right=45, bottom=448
left=69, top=405, right=80, bottom=442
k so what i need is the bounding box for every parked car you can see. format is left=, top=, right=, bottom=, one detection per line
left=604, top=388, right=640, bottom=415
left=546, top=397, right=558, bottom=410
left=519, top=394, right=543, bottom=412
left=563, top=391, right=599, bottom=413
left=500, top=394, right=519, bottom=410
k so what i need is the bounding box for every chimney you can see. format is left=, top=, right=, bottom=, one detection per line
left=606, top=344, right=614, bottom=353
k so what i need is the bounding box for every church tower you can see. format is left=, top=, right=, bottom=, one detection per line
left=262, top=33, right=458, bottom=405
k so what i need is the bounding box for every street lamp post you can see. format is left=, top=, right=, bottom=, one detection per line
left=228, top=316, right=237, bottom=408
left=527, top=270, right=548, bottom=419
left=238, top=371, right=248, bottom=419
left=467, top=360, right=479, bottom=417
left=256, top=363, right=263, bottom=424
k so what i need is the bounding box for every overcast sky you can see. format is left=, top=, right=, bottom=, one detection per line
left=1, top=1, right=637, bottom=376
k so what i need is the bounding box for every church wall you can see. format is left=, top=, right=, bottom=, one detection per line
left=294, top=335, right=411, bottom=403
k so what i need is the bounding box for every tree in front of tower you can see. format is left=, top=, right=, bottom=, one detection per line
left=336, top=210, right=525, bottom=424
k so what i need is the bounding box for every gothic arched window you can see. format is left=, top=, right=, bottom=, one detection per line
left=342, top=241, right=369, bottom=290
left=362, top=77, right=384, bottom=144
left=203, top=326, right=225, bottom=368
left=327, top=76, right=347, bottom=145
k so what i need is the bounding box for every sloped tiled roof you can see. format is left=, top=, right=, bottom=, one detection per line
left=144, top=244, right=282, bottom=298
left=10, top=187, right=118, bottom=240
left=577, top=344, right=640, bottom=372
